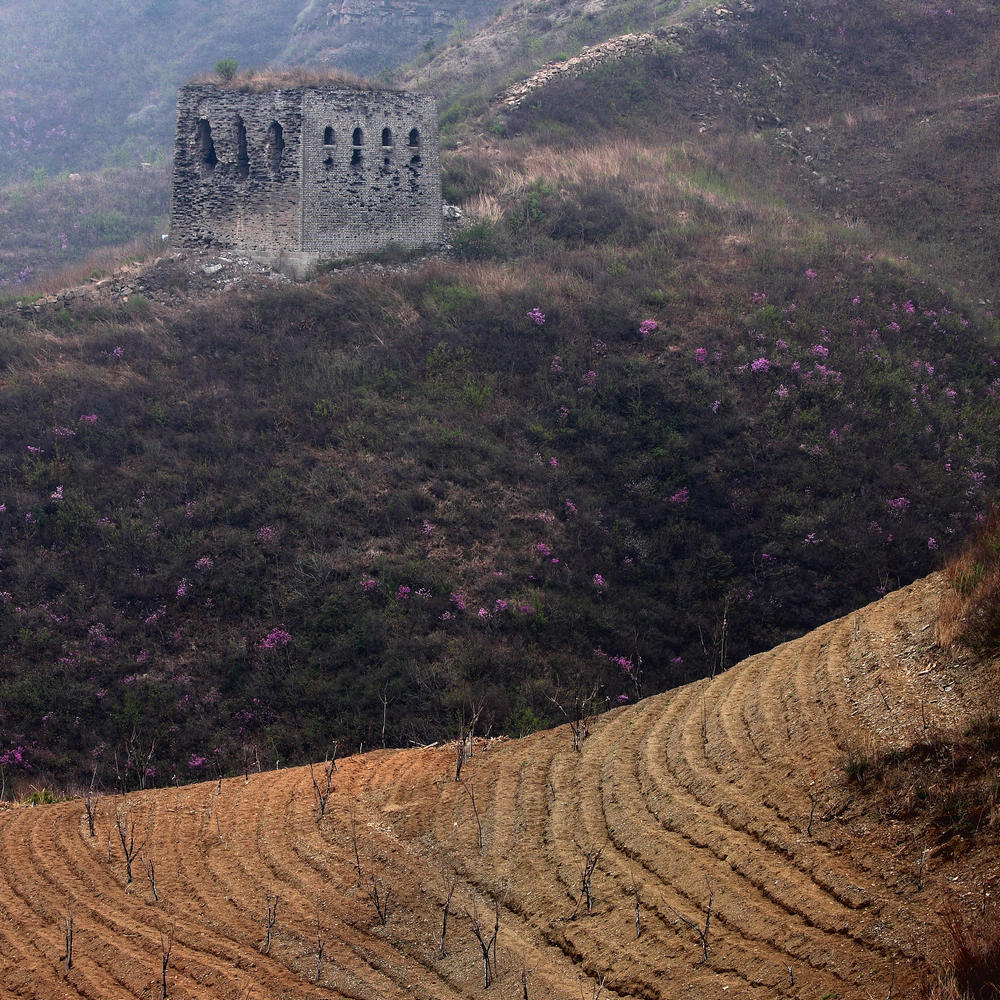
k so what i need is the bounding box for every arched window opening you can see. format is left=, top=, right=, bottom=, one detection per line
left=351, top=127, right=364, bottom=168
left=323, top=125, right=335, bottom=145
left=352, top=127, right=363, bottom=146
left=267, top=121, right=284, bottom=175
left=196, top=118, right=217, bottom=172
left=234, top=115, right=249, bottom=182
left=408, top=127, right=421, bottom=164
left=382, top=127, right=393, bottom=148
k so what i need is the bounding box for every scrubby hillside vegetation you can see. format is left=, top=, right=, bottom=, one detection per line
left=1, top=572, right=997, bottom=998
left=1, top=0, right=999, bottom=795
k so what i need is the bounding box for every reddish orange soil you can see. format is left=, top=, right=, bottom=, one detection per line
left=1, top=573, right=996, bottom=999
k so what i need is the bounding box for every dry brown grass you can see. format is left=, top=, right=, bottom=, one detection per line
left=929, top=902, right=1000, bottom=999
left=187, top=66, right=392, bottom=93
left=938, top=506, right=1000, bottom=650
left=19, top=231, right=164, bottom=298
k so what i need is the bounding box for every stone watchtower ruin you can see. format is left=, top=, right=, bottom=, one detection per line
left=170, top=77, right=442, bottom=276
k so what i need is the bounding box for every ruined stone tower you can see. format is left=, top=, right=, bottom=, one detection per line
left=170, top=79, right=442, bottom=276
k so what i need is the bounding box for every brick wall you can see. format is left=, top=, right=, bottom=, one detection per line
left=170, top=83, right=442, bottom=267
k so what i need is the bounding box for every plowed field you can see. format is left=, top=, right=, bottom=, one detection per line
left=2, top=573, right=996, bottom=999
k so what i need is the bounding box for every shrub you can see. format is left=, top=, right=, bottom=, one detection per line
left=214, top=58, right=238, bottom=82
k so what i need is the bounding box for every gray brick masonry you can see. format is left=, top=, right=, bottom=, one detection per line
left=170, top=84, right=442, bottom=275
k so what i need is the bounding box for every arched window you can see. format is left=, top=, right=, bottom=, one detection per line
left=351, top=127, right=364, bottom=168
left=234, top=115, right=249, bottom=182
left=408, top=127, right=421, bottom=164
left=381, top=127, right=393, bottom=148
left=196, top=118, right=217, bottom=173
left=323, top=126, right=335, bottom=145
left=267, top=121, right=284, bottom=175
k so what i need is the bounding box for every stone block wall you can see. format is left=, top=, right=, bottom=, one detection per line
left=170, top=83, right=442, bottom=271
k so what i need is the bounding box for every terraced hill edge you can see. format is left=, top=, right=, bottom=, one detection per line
left=0, top=572, right=994, bottom=998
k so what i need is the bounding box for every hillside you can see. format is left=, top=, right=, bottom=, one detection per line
left=2, top=572, right=997, bottom=998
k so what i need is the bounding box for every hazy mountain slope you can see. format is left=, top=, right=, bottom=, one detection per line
left=281, top=0, right=508, bottom=78
left=0, top=0, right=305, bottom=184
left=1, top=572, right=995, bottom=998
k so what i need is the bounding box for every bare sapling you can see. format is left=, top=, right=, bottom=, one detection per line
left=63, top=906, right=74, bottom=970
left=465, top=698, right=485, bottom=761
left=159, top=924, right=174, bottom=1000
left=144, top=856, right=159, bottom=902
left=350, top=813, right=363, bottom=886
left=455, top=734, right=466, bottom=782
left=314, top=912, right=325, bottom=983
left=667, top=885, right=714, bottom=964
left=629, top=867, right=641, bottom=939
left=439, top=871, right=458, bottom=957
left=85, top=793, right=97, bottom=838
left=467, top=899, right=500, bottom=989
left=550, top=685, right=599, bottom=752
left=309, top=749, right=337, bottom=819
left=463, top=781, right=484, bottom=851
left=369, top=867, right=391, bottom=926
left=262, top=894, right=279, bottom=954
left=115, top=809, right=145, bottom=884
left=84, top=763, right=99, bottom=836
left=579, top=971, right=608, bottom=1000
left=575, top=844, right=605, bottom=917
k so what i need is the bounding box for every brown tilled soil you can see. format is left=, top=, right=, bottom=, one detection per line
left=2, top=572, right=997, bottom=999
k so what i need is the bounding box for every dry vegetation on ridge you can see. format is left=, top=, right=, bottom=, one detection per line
left=2, top=572, right=997, bottom=999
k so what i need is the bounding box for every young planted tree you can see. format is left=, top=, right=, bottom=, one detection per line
left=115, top=809, right=145, bottom=884
left=309, top=747, right=338, bottom=819
left=144, top=856, right=159, bottom=902
left=668, top=885, right=714, bottom=964
left=262, top=894, right=279, bottom=955
left=467, top=899, right=500, bottom=989
left=369, top=867, right=391, bottom=926
left=63, top=906, right=74, bottom=971
left=574, top=845, right=605, bottom=917
left=159, top=925, right=175, bottom=1000
left=439, top=870, right=458, bottom=957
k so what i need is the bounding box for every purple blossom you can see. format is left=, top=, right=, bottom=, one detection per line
left=52, top=426, right=75, bottom=437
left=536, top=542, right=552, bottom=557
left=195, top=556, right=214, bottom=570
left=259, top=627, right=292, bottom=649
left=593, top=573, right=606, bottom=587
left=639, top=319, right=658, bottom=339
left=79, top=413, right=98, bottom=424
left=361, top=576, right=378, bottom=592
left=550, top=355, right=563, bottom=374
left=886, top=496, right=911, bottom=514
left=811, top=344, right=829, bottom=358
left=176, top=578, right=188, bottom=598
left=565, top=499, right=577, bottom=515
left=750, top=357, right=771, bottom=374
left=669, top=487, right=690, bottom=504
left=256, top=525, right=278, bottom=544
left=526, top=307, right=546, bottom=326
left=422, top=520, right=435, bottom=535
left=188, top=754, right=206, bottom=769
left=694, top=347, right=708, bottom=364
left=928, top=537, right=939, bottom=550
left=50, top=485, right=63, bottom=501
left=397, top=585, right=411, bottom=600
left=450, top=592, right=466, bottom=611
left=805, top=268, right=818, bottom=280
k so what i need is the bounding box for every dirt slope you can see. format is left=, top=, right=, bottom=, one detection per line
left=1, top=572, right=994, bottom=999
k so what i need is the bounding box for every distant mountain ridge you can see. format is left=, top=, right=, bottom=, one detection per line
left=282, top=0, right=507, bottom=75
left=0, top=0, right=502, bottom=186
